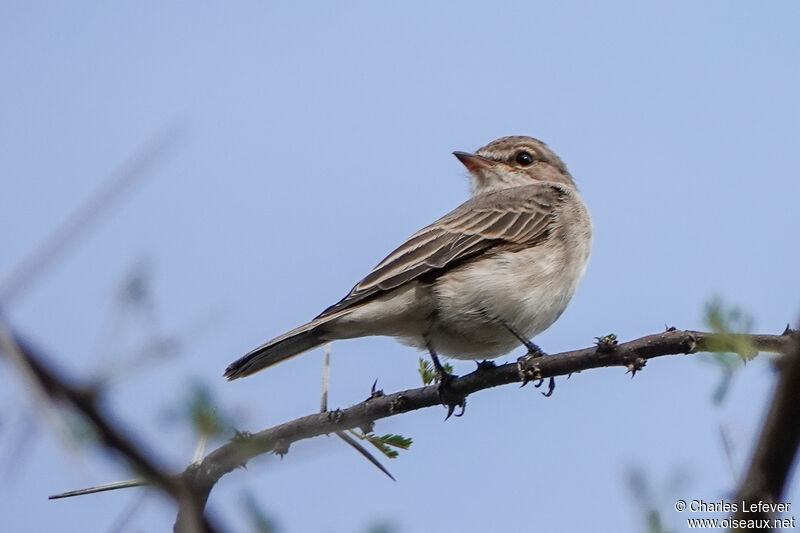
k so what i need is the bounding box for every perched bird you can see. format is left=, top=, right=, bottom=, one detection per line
left=225, top=136, right=592, bottom=381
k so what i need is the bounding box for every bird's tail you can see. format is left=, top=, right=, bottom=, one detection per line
left=224, top=319, right=329, bottom=380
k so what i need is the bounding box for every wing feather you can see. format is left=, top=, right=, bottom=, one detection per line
left=316, top=184, right=566, bottom=318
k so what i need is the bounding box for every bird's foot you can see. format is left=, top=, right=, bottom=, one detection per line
left=535, top=376, right=556, bottom=397
left=517, top=354, right=541, bottom=386
left=436, top=371, right=466, bottom=420
left=425, top=341, right=466, bottom=419
left=517, top=354, right=556, bottom=397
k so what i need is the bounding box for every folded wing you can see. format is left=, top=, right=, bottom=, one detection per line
left=317, top=183, right=565, bottom=318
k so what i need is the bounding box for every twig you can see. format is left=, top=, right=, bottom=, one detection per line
left=320, top=343, right=396, bottom=480
left=172, top=327, right=796, bottom=530
left=0, top=316, right=78, bottom=455
left=50, top=479, right=147, bottom=500
left=320, top=343, right=331, bottom=413
left=0, top=320, right=219, bottom=533
left=336, top=431, right=396, bottom=481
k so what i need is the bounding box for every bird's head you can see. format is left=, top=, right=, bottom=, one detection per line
left=454, top=136, right=575, bottom=195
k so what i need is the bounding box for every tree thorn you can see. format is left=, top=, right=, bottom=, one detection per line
left=625, top=357, right=647, bottom=377
left=684, top=333, right=698, bottom=354
left=475, top=360, right=496, bottom=371
left=232, top=429, right=250, bottom=440
left=273, top=439, right=290, bottom=457
left=368, top=379, right=384, bottom=400
left=327, top=409, right=343, bottom=424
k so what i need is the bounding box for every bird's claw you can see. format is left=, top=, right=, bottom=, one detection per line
left=531, top=375, right=556, bottom=397
left=444, top=399, right=466, bottom=420
left=541, top=377, right=555, bottom=397
left=517, top=356, right=556, bottom=396
left=517, top=354, right=542, bottom=386
left=436, top=372, right=467, bottom=420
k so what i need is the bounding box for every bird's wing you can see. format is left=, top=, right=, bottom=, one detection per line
left=316, top=183, right=566, bottom=318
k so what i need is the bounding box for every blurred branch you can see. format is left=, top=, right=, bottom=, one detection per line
left=171, top=327, right=796, bottom=529
left=733, top=327, right=800, bottom=528
left=0, top=123, right=216, bottom=530
left=0, top=319, right=219, bottom=533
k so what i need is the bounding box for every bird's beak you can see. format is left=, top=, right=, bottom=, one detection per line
left=453, top=151, right=496, bottom=172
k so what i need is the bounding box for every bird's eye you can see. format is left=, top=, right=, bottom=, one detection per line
left=515, top=151, right=534, bottom=166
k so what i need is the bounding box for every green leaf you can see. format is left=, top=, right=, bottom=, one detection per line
left=701, top=297, right=758, bottom=405
left=377, top=433, right=412, bottom=450
left=703, top=296, right=757, bottom=360
left=418, top=358, right=436, bottom=385
left=364, top=433, right=413, bottom=459
left=418, top=357, right=454, bottom=385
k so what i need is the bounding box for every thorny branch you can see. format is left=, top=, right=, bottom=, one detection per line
left=171, top=327, right=796, bottom=531
left=0, top=319, right=219, bottom=533
left=6, top=324, right=795, bottom=532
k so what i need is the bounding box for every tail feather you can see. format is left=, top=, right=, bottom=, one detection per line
left=224, top=321, right=326, bottom=380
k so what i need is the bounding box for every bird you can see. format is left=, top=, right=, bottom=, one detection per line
left=225, top=136, right=592, bottom=382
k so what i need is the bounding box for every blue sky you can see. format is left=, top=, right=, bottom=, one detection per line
left=1, top=2, right=798, bottom=531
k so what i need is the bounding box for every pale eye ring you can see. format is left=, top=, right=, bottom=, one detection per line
left=515, top=151, right=534, bottom=166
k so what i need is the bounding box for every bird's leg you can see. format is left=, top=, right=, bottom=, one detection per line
left=500, top=320, right=547, bottom=358
left=427, top=346, right=449, bottom=381
left=501, top=320, right=556, bottom=397
left=424, top=337, right=466, bottom=419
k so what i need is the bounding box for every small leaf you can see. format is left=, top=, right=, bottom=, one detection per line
left=418, top=358, right=436, bottom=385
left=366, top=437, right=397, bottom=458
left=418, top=358, right=454, bottom=384
left=364, top=433, right=413, bottom=459
left=703, top=297, right=757, bottom=360
left=377, top=433, right=412, bottom=450
left=701, top=297, right=758, bottom=405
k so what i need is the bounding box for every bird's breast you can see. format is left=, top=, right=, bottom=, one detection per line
left=429, top=203, right=592, bottom=358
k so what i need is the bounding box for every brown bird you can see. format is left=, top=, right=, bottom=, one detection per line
left=225, top=136, right=592, bottom=381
